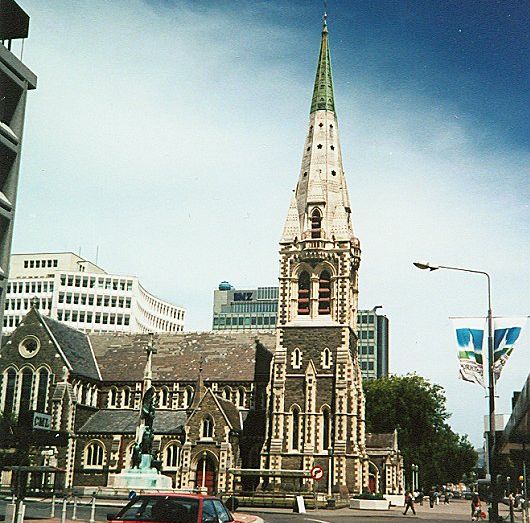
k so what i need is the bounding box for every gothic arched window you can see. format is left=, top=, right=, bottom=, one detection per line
left=159, top=387, right=169, bottom=408
left=322, top=406, right=331, bottom=451
left=292, top=348, right=302, bottom=369
left=122, top=387, right=131, bottom=408
left=298, top=271, right=310, bottom=315
left=85, top=441, right=105, bottom=467
left=318, top=270, right=331, bottom=315
left=202, top=415, right=214, bottom=439
left=311, top=209, right=322, bottom=238
left=184, top=387, right=193, bottom=408
left=291, top=407, right=301, bottom=451
left=223, top=386, right=231, bottom=401
left=164, top=443, right=181, bottom=469
left=19, top=368, right=34, bottom=414
left=322, top=347, right=332, bottom=369
left=237, top=387, right=245, bottom=408
left=3, top=369, right=16, bottom=415
left=36, top=368, right=49, bottom=412
left=108, top=387, right=118, bottom=408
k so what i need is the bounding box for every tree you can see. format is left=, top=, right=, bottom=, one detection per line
left=363, top=374, right=478, bottom=489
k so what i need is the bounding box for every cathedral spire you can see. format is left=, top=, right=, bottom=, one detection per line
left=310, top=15, right=335, bottom=114
left=278, top=19, right=361, bottom=327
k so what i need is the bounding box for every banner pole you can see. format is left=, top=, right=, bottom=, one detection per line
left=486, top=274, right=498, bottom=522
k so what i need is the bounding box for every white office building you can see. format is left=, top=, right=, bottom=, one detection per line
left=3, top=252, right=185, bottom=334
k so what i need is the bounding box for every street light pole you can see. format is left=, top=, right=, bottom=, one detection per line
left=413, top=262, right=498, bottom=522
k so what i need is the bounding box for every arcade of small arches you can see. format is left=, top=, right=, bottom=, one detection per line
left=0, top=365, right=51, bottom=416
left=83, top=439, right=185, bottom=471
left=104, top=384, right=249, bottom=410
left=287, top=404, right=332, bottom=453
left=297, top=267, right=333, bottom=317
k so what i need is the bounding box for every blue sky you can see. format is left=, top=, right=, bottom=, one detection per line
left=12, top=0, right=530, bottom=445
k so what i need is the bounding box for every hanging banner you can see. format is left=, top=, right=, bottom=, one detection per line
left=493, top=317, right=527, bottom=382
left=450, top=318, right=486, bottom=387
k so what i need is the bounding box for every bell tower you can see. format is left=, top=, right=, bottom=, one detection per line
left=262, top=17, right=368, bottom=494
left=278, top=17, right=361, bottom=328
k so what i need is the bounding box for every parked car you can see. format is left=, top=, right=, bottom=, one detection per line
left=451, top=490, right=462, bottom=499
left=107, top=493, right=243, bottom=523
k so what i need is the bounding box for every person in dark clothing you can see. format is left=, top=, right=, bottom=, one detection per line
left=471, top=493, right=481, bottom=521
left=403, top=491, right=416, bottom=515
left=429, top=490, right=436, bottom=509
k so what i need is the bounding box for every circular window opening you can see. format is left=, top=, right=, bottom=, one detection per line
left=19, top=336, right=41, bottom=358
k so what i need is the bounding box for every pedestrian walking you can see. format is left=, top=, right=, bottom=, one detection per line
left=509, top=492, right=515, bottom=523
left=444, top=491, right=450, bottom=504
left=429, top=489, right=435, bottom=509
left=471, top=493, right=481, bottom=521
left=403, top=491, right=416, bottom=515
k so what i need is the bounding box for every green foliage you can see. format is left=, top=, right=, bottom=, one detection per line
left=363, top=374, right=478, bottom=489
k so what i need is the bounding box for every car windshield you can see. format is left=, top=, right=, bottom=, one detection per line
left=115, top=496, right=199, bottom=523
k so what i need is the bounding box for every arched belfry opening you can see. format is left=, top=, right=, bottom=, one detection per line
left=297, top=271, right=310, bottom=315
left=318, top=270, right=331, bottom=315
left=311, top=208, right=322, bottom=238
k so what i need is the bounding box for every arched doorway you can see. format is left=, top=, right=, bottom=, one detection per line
left=196, top=455, right=217, bottom=495
left=368, top=461, right=379, bottom=493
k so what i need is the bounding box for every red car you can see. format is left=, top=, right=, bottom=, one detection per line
left=107, top=493, right=243, bottom=523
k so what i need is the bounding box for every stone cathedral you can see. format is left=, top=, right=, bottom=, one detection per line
left=0, top=20, right=403, bottom=497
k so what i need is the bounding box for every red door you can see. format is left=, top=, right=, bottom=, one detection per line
left=369, top=475, right=376, bottom=493
left=196, top=457, right=216, bottom=494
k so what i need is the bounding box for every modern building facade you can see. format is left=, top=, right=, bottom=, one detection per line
left=212, top=284, right=389, bottom=379
left=212, top=282, right=278, bottom=331
left=0, top=0, right=37, bottom=344
left=357, top=308, right=389, bottom=380
left=3, top=252, right=186, bottom=334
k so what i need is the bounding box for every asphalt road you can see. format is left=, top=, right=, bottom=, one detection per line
left=0, top=497, right=521, bottom=523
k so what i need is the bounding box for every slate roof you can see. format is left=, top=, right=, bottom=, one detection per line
left=41, top=315, right=101, bottom=381
left=365, top=432, right=395, bottom=450
left=216, top=395, right=242, bottom=430
left=79, top=409, right=187, bottom=435
left=89, top=332, right=275, bottom=382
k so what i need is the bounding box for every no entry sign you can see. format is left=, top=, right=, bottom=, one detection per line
left=310, top=465, right=324, bottom=481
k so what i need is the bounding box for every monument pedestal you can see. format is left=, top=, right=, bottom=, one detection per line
left=107, top=454, right=172, bottom=490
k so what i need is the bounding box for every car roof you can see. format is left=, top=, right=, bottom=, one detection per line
left=132, top=493, right=218, bottom=499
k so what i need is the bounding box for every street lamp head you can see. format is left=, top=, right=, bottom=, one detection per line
left=413, top=261, right=439, bottom=271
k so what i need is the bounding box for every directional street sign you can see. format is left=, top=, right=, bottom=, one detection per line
left=310, top=464, right=324, bottom=481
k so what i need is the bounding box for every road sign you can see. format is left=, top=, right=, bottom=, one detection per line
left=310, top=465, right=324, bottom=481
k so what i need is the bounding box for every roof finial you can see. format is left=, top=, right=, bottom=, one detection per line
left=323, top=0, right=328, bottom=28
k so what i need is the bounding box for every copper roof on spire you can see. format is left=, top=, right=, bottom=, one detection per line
left=310, top=17, right=335, bottom=114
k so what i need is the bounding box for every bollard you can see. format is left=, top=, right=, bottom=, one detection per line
left=51, top=494, right=56, bottom=518
left=61, top=498, right=67, bottom=523
left=16, top=503, right=25, bottom=523
left=72, top=496, right=77, bottom=520
left=89, top=496, right=96, bottom=523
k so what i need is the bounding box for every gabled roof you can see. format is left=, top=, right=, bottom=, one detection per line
left=79, top=409, right=187, bottom=435
left=41, top=315, right=101, bottom=381
left=187, top=388, right=242, bottom=431
left=52, top=382, right=77, bottom=404
left=89, top=332, right=275, bottom=382
left=366, top=432, right=398, bottom=450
